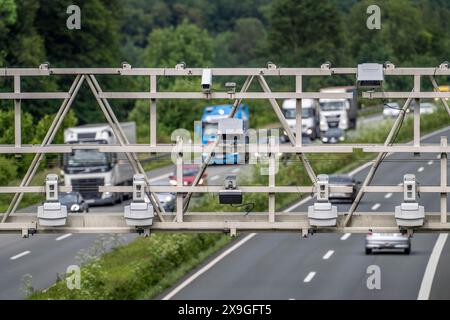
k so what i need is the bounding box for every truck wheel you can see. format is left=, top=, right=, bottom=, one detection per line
left=365, top=248, right=372, bottom=255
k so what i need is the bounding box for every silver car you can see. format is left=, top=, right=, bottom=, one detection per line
left=365, top=232, right=411, bottom=254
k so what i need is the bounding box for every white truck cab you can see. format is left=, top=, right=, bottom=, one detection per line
left=63, top=123, right=136, bottom=205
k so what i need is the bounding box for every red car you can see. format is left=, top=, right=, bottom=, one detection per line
left=169, top=165, right=207, bottom=186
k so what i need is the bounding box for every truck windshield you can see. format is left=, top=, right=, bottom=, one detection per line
left=282, top=108, right=313, bottom=119
left=320, top=101, right=346, bottom=111
left=203, top=123, right=218, bottom=136
left=65, top=150, right=110, bottom=168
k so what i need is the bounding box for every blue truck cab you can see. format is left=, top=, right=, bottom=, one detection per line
left=197, top=104, right=249, bottom=165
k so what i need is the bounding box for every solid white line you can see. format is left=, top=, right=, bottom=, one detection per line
left=384, top=193, right=393, bottom=199
left=210, top=175, right=220, bottom=181
left=340, top=233, right=351, bottom=241
left=56, top=233, right=72, bottom=241
left=322, top=250, right=334, bottom=260
left=10, top=251, right=30, bottom=260
left=303, top=272, right=316, bottom=283
left=418, top=166, right=424, bottom=172
left=428, top=160, right=434, bottom=166
left=371, top=203, right=381, bottom=211
left=282, top=196, right=312, bottom=212
left=418, top=234, right=448, bottom=300
left=162, top=233, right=257, bottom=300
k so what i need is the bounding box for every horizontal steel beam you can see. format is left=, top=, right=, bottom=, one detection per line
left=0, top=143, right=447, bottom=154
left=2, top=67, right=450, bottom=77
left=98, top=92, right=353, bottom=100
left=363, top=186, right=450, bottom=193
left=0, top=186, right=72, bottom=193
left=362, top=145, right=450, bottom=153
left=99, top=185, right=353, bottom=193
left=363, top=92, right=450, bottom=99
left=0, top=93, right=70, bottom=99
left=2, top=212, right=450, bottom=234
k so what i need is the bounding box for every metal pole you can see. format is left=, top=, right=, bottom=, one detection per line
left=182, top=76, right=254, bottom=214
left=176, top=140, right=184, bottom=222
left=268, top=145, right=276, bottom=223
left=414, top=75, right=421, bottom=147
left=441, top=136, right=448, bottom=224
left=257, top=75, right=316, bottom=184
left=150, top=75, right=157, bottom=147
left=296, top=76, right=302, bottom=147
left=14, top=76, right=21, bottom=148
left=344, top=96, right=414, bottom=226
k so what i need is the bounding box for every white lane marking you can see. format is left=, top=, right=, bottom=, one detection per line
left=384, top=193, right=393, bottom=199
left=418, top=166, right=424, bottom=172
left=162, top=233, right=257, bottom=300
left=418, top=234, right=448, bottom=300
left=341, top=233, right=351, bottom=241
left=56, top=233, right=72, bottom=241
left=283, top=196, right=312, bottom=212
left=10, top=251, right=30, bottom=260
left=148, top=173, right=171, bottom=183
left=210, top=175, right=220, bottom=181
left=303, top=272, right=316, bottom=283
left=371, top=203, right=381, bottom=211
left=232, top=168, right=240, bottom=174
left=428, top=160, right=434, bottom=166
left=322, top=250, right=334, bottom=260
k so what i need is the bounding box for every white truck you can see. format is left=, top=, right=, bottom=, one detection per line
left=63, top=122, right=136, bottom=205
left=319, top=86, right=358, bottom=132
left=281, top=98, right=320, bottom=140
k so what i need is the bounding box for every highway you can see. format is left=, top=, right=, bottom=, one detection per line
left=0, top=125, right=448, bottom=300
left=161, top=127, right=450, bottom=300
left=0, top=160, right=247, bottom=299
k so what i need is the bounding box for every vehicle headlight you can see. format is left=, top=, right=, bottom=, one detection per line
left=322, top=137, right=329, bottom=142
left=277, top=152, right=283, bottom=157
left=339, top=136, right=345, bottom=141
left=169, top=179, right=177, bottom=186
left=165, top=196, right=172, bottom=202
left=254, top=152, right=259, bottom=158
left=306, top=128, right=313, bottom=135
left=71, top=204, right=80, bottom=212
left=199, top=178, right=204, bottom=184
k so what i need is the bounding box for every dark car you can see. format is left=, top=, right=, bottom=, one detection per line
left=156, top=193, right=176, bottom=212
left=321, top=128, right=345, bottom=144
left=59, top=192, right=89, bottom=213
left=328, top=174, right=359, bottom=203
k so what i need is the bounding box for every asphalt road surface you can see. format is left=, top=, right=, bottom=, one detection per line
left=161, top=126, right=450, bottom=300
left=1, top=125, right=448, bottom=300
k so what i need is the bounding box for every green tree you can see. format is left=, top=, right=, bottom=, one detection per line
left=143, top=20, right=214, bottom=68
left=0, top=0, right=17, bottom=65
left=267, top=0, right=349, bottom=67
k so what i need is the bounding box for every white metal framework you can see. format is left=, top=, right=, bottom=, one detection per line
left=0, top=65, right=449, bottom=236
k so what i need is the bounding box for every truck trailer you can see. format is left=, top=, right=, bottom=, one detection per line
left=63, top=122, right=136, bottom=205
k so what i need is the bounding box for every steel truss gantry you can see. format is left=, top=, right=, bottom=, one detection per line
left=0, top=65, right=449, bottom=236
